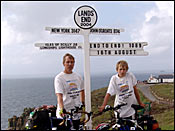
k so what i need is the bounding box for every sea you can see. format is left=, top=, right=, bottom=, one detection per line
left=0, top=72, right=170, bottom=130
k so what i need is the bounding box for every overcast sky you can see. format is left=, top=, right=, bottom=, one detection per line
left=1, top=1, right=174, bottom=78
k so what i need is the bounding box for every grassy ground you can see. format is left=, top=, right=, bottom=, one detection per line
left=154, top=108, right=174, bottom=130
left=91, top=83, right=174, bottom=130
left=91, top=87, right=115, bottom=129
left=150, top=83, right=174, bottom=100
left=150, top=83, right=174, bottom=130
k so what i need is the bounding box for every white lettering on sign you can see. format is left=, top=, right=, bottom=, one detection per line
left=90, top=28, right=124, bottom=35
left=35, top=43, right=83, bottom=50
left=45, top=27, right=82, bottom=34
left=74, top=5, right=97, bottom=29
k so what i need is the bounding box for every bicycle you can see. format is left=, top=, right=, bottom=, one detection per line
left=95, top=90, right=161, bottom=130
left=49, top=105, right=93, bottom=130
left=96, top=102, right=161, bottom=130
left=96, top=102, right=143, bottom=130
left=24, top=104, right=92, bottom=130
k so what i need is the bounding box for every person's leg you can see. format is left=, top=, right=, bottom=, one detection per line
left=72, top=119, right=80, bottom=130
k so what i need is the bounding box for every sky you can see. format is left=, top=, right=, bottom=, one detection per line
left=1, top=1, right=174, bottom=78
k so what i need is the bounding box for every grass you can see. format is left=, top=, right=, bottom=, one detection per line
left=150, top=83, right=174, bottom=100
left=150, top=83, right=174, bottom=130
left=153, top=108, right=174, bottom=130
left=91, top=87, right=115, bottom=129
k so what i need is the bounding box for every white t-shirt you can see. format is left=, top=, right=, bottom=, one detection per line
left=107, top=72, right=138, bottom=118
left=54, top=72, right=84, bottom=119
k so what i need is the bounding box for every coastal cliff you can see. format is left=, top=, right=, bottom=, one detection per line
left=7, top=107, right=34, bottom=130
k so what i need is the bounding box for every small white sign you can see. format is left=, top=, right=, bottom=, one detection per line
left=45, top=27, right=82, bottom=34
left=74, top=5, right=97, bottom=29
left=90, top=42, right=147, bottom=49
left=90, top=49, right=148, bottom=56
left=90, top=28, right=124, bottom=35
left=35, top=43, right=83, bottom=50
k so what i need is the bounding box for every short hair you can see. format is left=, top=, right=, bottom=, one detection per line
left=63, top=53, right=75, bottom=64
left=116, top=60, right=129, bottom=71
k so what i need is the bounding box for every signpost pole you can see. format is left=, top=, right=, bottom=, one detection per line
left=82, top=29, right=92, bottom=129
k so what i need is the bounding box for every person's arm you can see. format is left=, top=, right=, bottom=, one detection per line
left=56, top=93, right=65, bottom=116
left=133, top=85, right=145, bottom=107
left=56, top=93, right=64, bottom=109
left=99, top=93, right=111, bottom=112
left=80, top=90, right=85, bottom=104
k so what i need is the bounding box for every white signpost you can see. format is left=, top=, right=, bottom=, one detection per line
left=35, top=5, right=148, bottom=129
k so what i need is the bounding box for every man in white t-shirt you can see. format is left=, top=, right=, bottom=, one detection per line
left=54, top=53, right=85, bottom=129
left=99, top=60, right=145, bottom=119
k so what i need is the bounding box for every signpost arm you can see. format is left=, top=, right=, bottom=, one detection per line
left=82, top=30, right=92, bottom=129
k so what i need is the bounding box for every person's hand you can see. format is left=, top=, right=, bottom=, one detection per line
left=80, top=102, right=85, bottom=121
left=99, top=105, right=105, bottom=112
left=59, top=108, right=66, bottom=117
left=80, top=102, right=85, bottom=110
left=140, top=103, right=145, bottom=108
left=82, top=105, right=85, bottom=112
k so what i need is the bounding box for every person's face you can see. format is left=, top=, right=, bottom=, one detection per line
left=63, top=56, right=75, bottom=74
left=117, top=65, right=127, bottom=78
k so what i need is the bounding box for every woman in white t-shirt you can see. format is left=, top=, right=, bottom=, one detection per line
left=54, top=53, right=85, bottom=130
left=99, top=60, right=145, bottom=119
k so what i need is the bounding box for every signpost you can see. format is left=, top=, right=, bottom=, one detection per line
left=35, top=5, right=148, bottom=129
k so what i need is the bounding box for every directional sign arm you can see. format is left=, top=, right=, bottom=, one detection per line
left=89, top=42, right=147, bottom=49
left=89, top=42, right=148, bottom=56
left=90, top=28, right=124, bottom=35
left=34, top=43, right=83, bottom=50
left=45, top=27, right=82, bottom=35
left=90, top=49, right=148, bottom=56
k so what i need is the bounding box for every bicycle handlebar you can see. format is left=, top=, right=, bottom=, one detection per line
left=131, top=104, right=144, bottom=111
left=59, top=111, right=93, bottom=126
left=103, top=103, right=127, bottom=112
